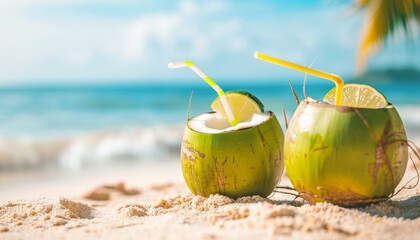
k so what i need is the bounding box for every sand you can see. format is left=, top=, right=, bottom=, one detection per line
left=1, top=160, right=420, bottom=240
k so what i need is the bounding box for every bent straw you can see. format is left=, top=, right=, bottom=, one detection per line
left=254, top=51, right=344, bottom=106
left=168, top=60, right=238, bottom=126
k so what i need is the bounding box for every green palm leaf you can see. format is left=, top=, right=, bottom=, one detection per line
left=356, top=0, right=420, bottom=72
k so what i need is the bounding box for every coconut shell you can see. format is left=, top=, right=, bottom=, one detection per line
left=284, top=99, right=408, bottom=206
left=181, top=111, right=284, bottom=198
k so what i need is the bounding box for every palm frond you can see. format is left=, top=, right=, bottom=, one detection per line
left=357, top=0, right=420, bottom=72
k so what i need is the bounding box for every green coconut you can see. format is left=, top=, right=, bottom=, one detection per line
left=181, top=111, right=284, bottom=198
left=284, top=98, right=408, bottom=206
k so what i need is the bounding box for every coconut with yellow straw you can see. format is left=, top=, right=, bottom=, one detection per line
left=255, top=51, right=408, bottom=206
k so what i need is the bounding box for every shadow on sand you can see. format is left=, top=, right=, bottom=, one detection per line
left=266, top=193, right=420, bottom=220
left=355, top=194, right=420, bottom=219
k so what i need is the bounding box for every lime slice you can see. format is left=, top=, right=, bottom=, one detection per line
left=211, top=91, right=264, bottom=123
left=323, top=84, right=388, bottom=108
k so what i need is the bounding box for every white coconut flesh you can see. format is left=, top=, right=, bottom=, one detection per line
left=188, top=112, right=271, bottom=134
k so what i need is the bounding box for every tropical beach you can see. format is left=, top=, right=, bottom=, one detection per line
left=1, top=0, right=420, bottom=239
left=1, top=81, right=420, bottom=239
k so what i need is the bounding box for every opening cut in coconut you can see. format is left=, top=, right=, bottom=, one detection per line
left=304, top=97, right=394, bottom=110
left=188, top=112, right=271, bottom=134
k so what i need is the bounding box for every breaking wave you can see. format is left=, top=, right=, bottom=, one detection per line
left=0, top=125, right=184, bottom=171
left=397, top=105, right=420, bottom=142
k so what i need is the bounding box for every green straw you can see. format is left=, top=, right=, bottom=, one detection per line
left=168, top=60, right=238, bottom=126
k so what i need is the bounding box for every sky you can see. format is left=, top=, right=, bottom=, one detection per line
left=0, top=0, right=419, bottom=85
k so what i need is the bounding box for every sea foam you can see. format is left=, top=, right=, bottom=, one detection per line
left=0, top=126, right=183, bottom=171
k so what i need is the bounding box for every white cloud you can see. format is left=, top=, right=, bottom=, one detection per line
left=0, top=0, right=417, bottom=83
left=0, top=0, right=33, bottom=10
left=119, top=0, right=246, bottom=63
left=0, top=0, right=249, bottom=82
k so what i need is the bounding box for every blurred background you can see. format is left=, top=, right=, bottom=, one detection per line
left=0, top=0, right=419, bottom=188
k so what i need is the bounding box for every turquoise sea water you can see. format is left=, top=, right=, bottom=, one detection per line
left=0, top=79, right=419, bottom=170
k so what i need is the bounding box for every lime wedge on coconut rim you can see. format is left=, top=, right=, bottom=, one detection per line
left=211, top=91, right=264, bottom=123
left=168, top=60, right=265, bottom=126
left=323, top=84, right=388, bottom=108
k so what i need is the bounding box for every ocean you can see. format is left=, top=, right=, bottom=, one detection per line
left=0, top=79, right=419, bottom=172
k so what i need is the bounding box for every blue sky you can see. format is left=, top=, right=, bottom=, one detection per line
left=0, top=0, right=418, bottom=85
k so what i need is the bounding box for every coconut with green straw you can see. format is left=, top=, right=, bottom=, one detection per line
left=169, top=60, right=284, bottom=198
left=255, top=51, right=408, bottom=206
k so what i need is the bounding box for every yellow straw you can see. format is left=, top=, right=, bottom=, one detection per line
left=168, top=60, right=238, bottom=126
left=254, top=51, right=344, bottom=106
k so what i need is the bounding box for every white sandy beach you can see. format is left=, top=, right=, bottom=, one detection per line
left=1, top=149, right=420, bottom=240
